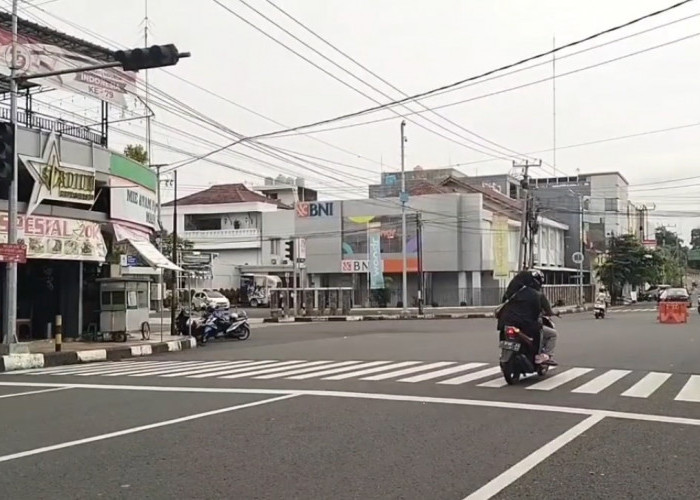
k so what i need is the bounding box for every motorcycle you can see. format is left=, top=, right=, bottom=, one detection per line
left=499, top=316, right=556, bottom=385
left=176, top=308, right=205, bottom=342
left=201, top=309, right=251, bottom=344
left=594, top=300, right=606, bottom=319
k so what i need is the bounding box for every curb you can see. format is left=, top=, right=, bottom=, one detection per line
left=0, top=337, right=197, bottom=373
left=263, top=305, right=591, bottom=323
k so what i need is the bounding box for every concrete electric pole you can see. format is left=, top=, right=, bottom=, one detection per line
left=400, top=120, right=408, bottom=314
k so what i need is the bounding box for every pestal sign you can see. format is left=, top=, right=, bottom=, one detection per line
left=20, top=131, right=96, bottom=215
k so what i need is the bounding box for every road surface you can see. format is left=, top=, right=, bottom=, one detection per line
left=2, top=305, right=698, bottom=499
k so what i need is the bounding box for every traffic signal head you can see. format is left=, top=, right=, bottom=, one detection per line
left=0, top=121, right=14, bottom=179
left=114, top=44, right=181, bottom=72
left=284, top=240, right=294, bottom=261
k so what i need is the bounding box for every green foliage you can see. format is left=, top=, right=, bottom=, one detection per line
left=596, top=234, right=666, bottom=299
left=123, top=144, right=148, bottom=165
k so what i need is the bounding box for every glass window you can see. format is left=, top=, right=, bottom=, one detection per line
left=605, top=198, right=619, bottom=212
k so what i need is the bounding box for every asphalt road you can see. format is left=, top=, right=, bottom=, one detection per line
left=2, top=306, right=699, bottom=499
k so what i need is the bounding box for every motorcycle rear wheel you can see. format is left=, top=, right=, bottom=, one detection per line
left=500, top=360, right=519, bottom=385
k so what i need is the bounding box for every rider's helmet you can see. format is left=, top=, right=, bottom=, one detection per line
left=599, top=285, right=606, bottom=292
left=528, top=269, right=545, bottom=290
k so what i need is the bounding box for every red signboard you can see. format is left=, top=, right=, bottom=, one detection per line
left=0, top=243, right=27, bottom=263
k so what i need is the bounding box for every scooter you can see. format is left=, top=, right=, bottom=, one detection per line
left=594, top=300, right=606, bottom=319
left=176, top=308, right=206, bottom=343
left=499, top=316, right=556, bottom=385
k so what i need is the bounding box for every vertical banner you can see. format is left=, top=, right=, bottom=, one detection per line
left=368, top=222, right=384, bottom=289
left=493, top=215, right=510, bottom=278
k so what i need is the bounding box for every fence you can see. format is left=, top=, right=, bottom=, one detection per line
left=359, top=284, right=596, bottom=308
left=269, top=287, right=353, bottom=317
left=0, top=106, right=104, bottom=145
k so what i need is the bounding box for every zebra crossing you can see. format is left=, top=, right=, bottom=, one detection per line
left=4, top=359, right=700, bottom=402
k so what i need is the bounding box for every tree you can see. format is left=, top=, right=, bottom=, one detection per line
left=157, top=231, right=193, bottom=260
left=691, top=228, right=700, bottom=249
left=596, top=234, right=666, bottom=301
left=124, top=144, right=148, bottom=165
left=655, top=226, right=688, bottom=284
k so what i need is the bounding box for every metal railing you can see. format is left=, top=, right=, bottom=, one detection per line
left=0, top=105, right=104, bottom=145
left=183, top=228, right=260, bottom=240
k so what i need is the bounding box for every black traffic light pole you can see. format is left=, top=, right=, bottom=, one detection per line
left=18, top=48, right=191, bottom=82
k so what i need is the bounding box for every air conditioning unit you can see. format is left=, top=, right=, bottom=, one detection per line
left=271, top=258, right=277, bottom=265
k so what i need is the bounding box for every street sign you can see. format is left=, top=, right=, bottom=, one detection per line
left=296, top=238, right=306, bottom=260
left=0, top=243, right=27, bottom=263
left=572, top=251, right=584, bottom=264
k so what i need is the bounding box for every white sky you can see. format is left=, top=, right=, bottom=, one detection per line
left=9, top=0, right=700, bottom=240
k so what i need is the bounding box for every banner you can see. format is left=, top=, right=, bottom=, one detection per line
left=0, top=28, right=137, bottom=107
left=493, top=215, right=510, bottom=278
left=0, top=212, right=106, bottom=262
left=368, top=223, right=384, bottom=289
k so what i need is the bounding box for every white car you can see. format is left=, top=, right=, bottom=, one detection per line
left=191, top=290, right=230, bottom=311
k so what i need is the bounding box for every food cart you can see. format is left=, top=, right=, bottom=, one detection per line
left=98, top=277, right=151, bottom=342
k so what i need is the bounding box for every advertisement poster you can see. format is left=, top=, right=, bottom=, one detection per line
left=368, top=223, right=384, bottom=289
left=492, top=215, right=510, bottom=278
left=0, top=212, right=106, bottom=262
left=110, top=176, right=157, bottom=230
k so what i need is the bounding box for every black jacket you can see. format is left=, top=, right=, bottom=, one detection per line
left=497, top=271, right=546, bottom=333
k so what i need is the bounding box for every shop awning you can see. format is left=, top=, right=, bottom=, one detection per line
left=112, top=223, right=181, bottom=271
left=127, top=238, right=182, bottom=272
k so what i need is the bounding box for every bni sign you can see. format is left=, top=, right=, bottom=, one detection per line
left=296, top=201, right=334, bottom=218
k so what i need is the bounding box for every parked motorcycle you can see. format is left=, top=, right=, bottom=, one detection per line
left=176, top=308, right=205, bottom=342
left=499, top=316, right=556, bottom=385
left=201, top=309, right=251, bottom=344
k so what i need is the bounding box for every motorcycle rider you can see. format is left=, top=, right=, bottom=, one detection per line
left=497, top=269, right=557, bottom=366
left=596, top=286, right=611, bottom=307
left=203, top=304, right=229, bottom=342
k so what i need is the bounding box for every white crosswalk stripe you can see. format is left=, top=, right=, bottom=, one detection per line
left=622, top=372, right=672, bottom=398
left=4, top=359, right=699, bottom=403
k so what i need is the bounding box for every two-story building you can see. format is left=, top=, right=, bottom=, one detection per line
left=161, top=183, right=294, bottom=289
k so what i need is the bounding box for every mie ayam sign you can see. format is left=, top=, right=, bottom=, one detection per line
left=110, top=176, right=157, bottom=230
left=20, top=131, right=96, bottom=216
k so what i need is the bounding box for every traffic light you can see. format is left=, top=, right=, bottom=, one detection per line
left=114, top=44, right=181, bottom=72
left=0, top=121, right=14, bottom=179
left=284, top=240, right=294, bottom=261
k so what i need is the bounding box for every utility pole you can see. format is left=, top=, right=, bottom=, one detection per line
left=400, top=120, right=408, bottom=313
left=514, top=159, right=541, bottom=270
left=292, top=237, right=298, bottom=316
left=170, top=170, right=178, bottom=336
left=2, top=0, right=19, bottom=349
left=416, top=213, right=424, bottom=314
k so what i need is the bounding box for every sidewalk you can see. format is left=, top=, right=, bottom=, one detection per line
left=0, top=334, right=196, bottom=373
left=264, top=304, right=592, bottom=323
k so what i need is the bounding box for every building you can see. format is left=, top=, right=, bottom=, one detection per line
left=254, top=175, right=317, bottom=206
left=161, top=183, right=293, bottom=289
left=295, top=190, right=569, bottom=307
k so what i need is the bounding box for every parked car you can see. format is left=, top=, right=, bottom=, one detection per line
left=641, top=285, right=670, bottom=302
left=191, top=290, right=230, bottom=311
left=659, top=288, right=691, bottom=308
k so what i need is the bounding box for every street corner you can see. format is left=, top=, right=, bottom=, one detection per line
left=0, top=337, right=198, bottom=373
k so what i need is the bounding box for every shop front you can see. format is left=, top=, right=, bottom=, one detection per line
left=0, top=211, right=107, bottom=339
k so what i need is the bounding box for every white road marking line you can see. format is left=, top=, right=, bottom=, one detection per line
left=127, top=361, right=237, bottom=377
left=0, top=387, right=71, bottom=399
left=462, top=414, right=605, bottom=500
left=187, top=360, right=285, bottom=378
left=287, top=361, right=393, bottom=380
left=68, top=361, right=170, bottom=376
left=476, top=372, right=538, bottom=388
left=2, top=380, right=700, bottom=427
left=102, top=361, right=205, bottom=377
left=159, top=360, right=258, bottom=377
left=4, top=361, right=119, bottom=375
left=323, top=361, right=422, bottom=380
left=361, top=362, right=457, bottom=381
left=255, top=361, right=361, bottom=379
left=675, top=375, right=700, bottom=402
left=526, top=368, right=594, bottom=391
left=398, top=362, right=488, bottom=383
left=437, top=366, right=502, bottom=385
left=571, top=369, right=632, bottom=394
left=0, top=394, right=298, bottom=464
left=220, top=361, right=332, bottom=380
left=622, top=372, right=673, bottom=398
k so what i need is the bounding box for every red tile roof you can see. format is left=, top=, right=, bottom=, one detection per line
left=163, top=183, right=288, bottom=207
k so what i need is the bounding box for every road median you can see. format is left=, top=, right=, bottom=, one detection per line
left=263, top=305, right=591, bottom=323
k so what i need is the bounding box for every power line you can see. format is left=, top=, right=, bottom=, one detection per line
left=203, top=0, right=696, bottom=141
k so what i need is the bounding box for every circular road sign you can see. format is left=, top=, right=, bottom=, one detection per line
left=572, top=251, right=584, bottom=264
